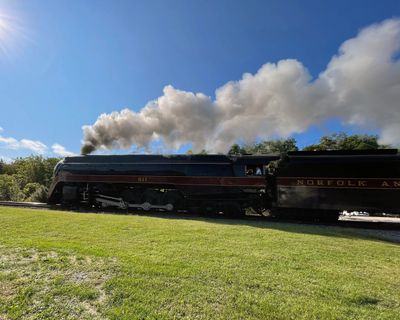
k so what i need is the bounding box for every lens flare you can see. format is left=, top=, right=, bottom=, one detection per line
left=0, top=13, right=13, bottom=57
left=0, top=8, right=29, bottom=60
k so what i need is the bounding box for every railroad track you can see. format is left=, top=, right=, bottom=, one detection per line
left=0, top=201, right=399, bottom=230
left=0, top=201, right=53, bottom=209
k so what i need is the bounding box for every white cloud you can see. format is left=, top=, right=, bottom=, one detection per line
left=51, top=144, right=76, bottom=157
left=0, top=128, right=75, bottom=157
left=82, top=18, right=400, bottom=153
left=19, top=139, right=48, bottom=153
left=0, top=135, right=48, bottom=153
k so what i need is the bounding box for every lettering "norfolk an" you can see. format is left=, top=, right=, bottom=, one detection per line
left=295, top=179, right=400, bottom=188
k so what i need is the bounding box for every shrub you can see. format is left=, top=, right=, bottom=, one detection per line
left=0, top=174, right=24, bottom=201
left=23, top=182, right=42, bottom=199
left=27, top=185, right=48, bottom=203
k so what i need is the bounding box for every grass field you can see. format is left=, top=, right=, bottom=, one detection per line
left=0, top=207, right=399, bottom=320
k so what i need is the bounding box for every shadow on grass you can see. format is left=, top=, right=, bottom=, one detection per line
left=87, top=208, right=400, bottom=244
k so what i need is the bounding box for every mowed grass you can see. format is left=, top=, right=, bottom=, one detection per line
left=0, top=207, right=399, bottom=320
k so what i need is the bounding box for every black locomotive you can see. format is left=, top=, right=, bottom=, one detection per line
left=47, top=154, right=279, bottom=216
left=47, top=150, right=400, bottom=221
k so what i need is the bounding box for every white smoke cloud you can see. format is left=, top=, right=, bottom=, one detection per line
left=51, top=143, right=76, bottom=157
left=82, top=19, right=400, bottom=154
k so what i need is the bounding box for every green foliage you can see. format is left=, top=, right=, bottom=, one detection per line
left=0, top=156, right=61, bottom=202
left=229, top=133, right=391, bottom=155
left=186, top=149, right=209, bottom=155
left=302, top=132, right=389, bottom=151
left=256, top=138, right=299, bottom=154
left=0, top=160, right=13, bottom=175
left=228, top=144, right=246, bottom=155
left=27, top=185, right=49, bottom=203
left=0, top=174, right=24, bottom=201
left=23, top=182, right=42, bottom=199
left=8, top=156, right=60, bottom=187
left=229, top=138, right=299, bottom=155
left=0, top=160, right=4, bottom=174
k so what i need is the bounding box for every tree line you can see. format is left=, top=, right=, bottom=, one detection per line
left=0, top=156, right=60, bottom=202
left=0, top=133, right=392, bottom=202
left=227, top=132, right=389, bottom=155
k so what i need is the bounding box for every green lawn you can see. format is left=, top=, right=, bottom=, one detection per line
left=0, top=207, right=399, bottom=320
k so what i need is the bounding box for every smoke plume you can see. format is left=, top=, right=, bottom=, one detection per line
left=82, top=19, right=400, bottom=154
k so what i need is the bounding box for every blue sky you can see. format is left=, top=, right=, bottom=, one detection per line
left=0, top=0, right=399, bottom=159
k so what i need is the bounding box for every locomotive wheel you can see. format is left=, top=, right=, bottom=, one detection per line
left=222, top=202, right=243, bottom=218
left=249, top=206, right=268, bottom=216
left=163, top=191, right=184, bottom=211
left=296, top=209, right=317, bottom=221
left=318, top=210, right=339, bottom=223
left=141, top=189, right=163, bottom=205
left=270, top=208, right=312, bottom=221
left=121, top=188, right=142, bottom=204
left=201, top=201, right=218, bottom=215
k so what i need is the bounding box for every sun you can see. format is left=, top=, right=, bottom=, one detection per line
left=0, top=14, right=10, bottom=38
left=0, top=8, right=28, bottom=60
left=0, top=13, right=14, bottom=57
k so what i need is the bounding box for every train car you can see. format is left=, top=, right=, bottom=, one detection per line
left=273, top=149, right=400, bottom=221
left=47, top=154, right=279, bottom=215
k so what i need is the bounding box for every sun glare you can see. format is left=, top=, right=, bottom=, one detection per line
left=0, top=15, right=9, bottom=36
left=0, top=8, right=28, bottom=60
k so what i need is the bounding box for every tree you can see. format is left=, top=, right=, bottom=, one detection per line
left=0, top=174, right=24, bottom=201
left=27, top=185, right=48, bottom=202
left=228, top=144, right=246, bottom=155
left=229, top=138, right=299, bottom=155
left=186, top=149, right=208, bottom=155
left=255, top=138, right=299, bottom=154
left=23, top=182, right=43, bottom=199
left=5, top=156, right=60, bottom=188
left=302, top=133, right=389, bottom=151
left=0, top=155, right=61, bottom=203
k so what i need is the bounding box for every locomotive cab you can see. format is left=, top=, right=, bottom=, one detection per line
left=233, top=155, right=278, bottom=176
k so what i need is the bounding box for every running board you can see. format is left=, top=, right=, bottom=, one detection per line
left=95, top=195, right=173, bottom=211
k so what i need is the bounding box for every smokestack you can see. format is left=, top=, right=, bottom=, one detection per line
left=81, top=143, right=96, bottom=155
left=81, top=19, right=400, bottom=154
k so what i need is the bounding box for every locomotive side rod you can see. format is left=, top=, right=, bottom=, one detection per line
left=94, top=194, right=174, bottom=211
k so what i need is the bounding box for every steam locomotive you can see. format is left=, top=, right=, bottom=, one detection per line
left=47, top=150, right=400, bottom=221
